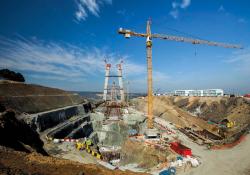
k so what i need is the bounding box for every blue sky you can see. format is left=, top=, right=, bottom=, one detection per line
left=0, top=0, right=249, bottom=94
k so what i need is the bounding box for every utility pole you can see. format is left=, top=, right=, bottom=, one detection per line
left=118, top=19, right=242, bottom=130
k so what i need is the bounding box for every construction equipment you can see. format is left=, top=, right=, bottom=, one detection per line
left=76, top=140, right=103, bottom=160
left=218, top=119, right=235, bottom=128
left=118, top=19, right=243, bottom=129
left=226, top=121, right=235, bottom=128
left=76, top=139, right=93, bottom=150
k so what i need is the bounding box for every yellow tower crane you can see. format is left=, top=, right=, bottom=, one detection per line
left=118, top=19, right=243, bottom=129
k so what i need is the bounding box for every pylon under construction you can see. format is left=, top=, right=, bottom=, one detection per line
left=117, top=61, right=125, bottom=102
left=103, top=61, right=111, bottom=101
left=103, top=60, right=125, bottom=103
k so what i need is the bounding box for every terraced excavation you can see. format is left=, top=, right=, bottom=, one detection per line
left=1, top=81, right=250, bottom=175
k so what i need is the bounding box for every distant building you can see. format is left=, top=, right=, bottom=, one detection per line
left=174, top=89, right=224, bottom=97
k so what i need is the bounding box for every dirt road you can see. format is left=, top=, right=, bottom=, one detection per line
left=178, top=133, right=250, bottom=175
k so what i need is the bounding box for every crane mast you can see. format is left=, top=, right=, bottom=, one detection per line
left=146, top=20, right=153, bottom=129
left=118, top=19, right=242, bottom=129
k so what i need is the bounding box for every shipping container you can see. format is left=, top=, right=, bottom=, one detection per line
left=170, top=142, right=192, bottom=157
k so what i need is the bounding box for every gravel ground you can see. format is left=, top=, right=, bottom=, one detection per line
left=178, top=133, right=250, bottom=175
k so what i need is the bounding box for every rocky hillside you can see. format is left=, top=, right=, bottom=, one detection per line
left=172, top=96, right=250, bottom=125
left=0, top=110, right=47, bottom=155
left=133, top=97, right=219, bottom=133
left=0, top=84, right=146, bottom=175
left=133, top=96, right=250, bottom=125
left=132, top=96, right=250, bottom=138
left=0, top=109, right=146, bottom=175
left=0, top=81, right=85, bottom=113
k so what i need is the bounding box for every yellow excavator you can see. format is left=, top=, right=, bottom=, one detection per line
left=76, top=139, right=93, bottom=150
left=226, top=121, right=235, bottom=128
left=76, top=139, right=102, bottom=159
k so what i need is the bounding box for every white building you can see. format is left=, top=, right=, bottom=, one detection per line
left=174, top=89, right=224, bottom=97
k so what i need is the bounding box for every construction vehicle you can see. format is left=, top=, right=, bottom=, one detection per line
left=76, top=138, right=93, bottom=150
left=118, top=19, right=242, bottom=130
left=226, top=121, right=235, bottom=128
left=76, top=138, right=93, bottom=149
left=208, top=119, right=235, bottom=129
left=220, top=119, right=235, bottom=128
left=76, top=139, right=103, bottom=159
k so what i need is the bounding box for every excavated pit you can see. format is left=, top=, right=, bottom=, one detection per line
left=34, top=106, right=80, bottom=132
left=18, top=100, right=157, bottom=170
left=47, top=116, right=93, bottom=139
left=17, top=102, right=94, bottom=142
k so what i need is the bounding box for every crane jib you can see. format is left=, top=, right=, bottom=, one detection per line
left=118, top=20, right=243, bottom=129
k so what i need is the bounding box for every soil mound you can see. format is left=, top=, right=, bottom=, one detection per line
left=0, top=146, right=148, bottom=175
left=121, top=140, right=170, bottom=169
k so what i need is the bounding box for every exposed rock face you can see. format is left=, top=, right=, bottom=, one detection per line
left=133, top=96, right=250, bottom=138
left=0, top=104, right=5, bottom=112
left=0, top=110, right=47, bottom=155
left=177, top=97, right=250, bottom=125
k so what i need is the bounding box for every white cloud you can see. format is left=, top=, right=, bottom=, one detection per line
left=0, top=36, right=146, bottom=84
left=180, top=0, right=191, bottom=9
left=126, top=70, right=170, bottom=92
left=117, top=9, right=126, bottom=16
left=75, top=2, right=88, bottom=21
left=218, top=5, right=225, bottom=12
left=169, top=0, right=191, bottom=19
left=238, top=18, right=247, bottom=23
left=0, top=36, right=170, bottom=92
left=226, top=48, right=250, bottom=63
left=225, top=47, right=250, bottom=74
left=75, top=0, right=112, bottom=22
left=169, top=10, right=179, bottom=19
left=217, top=5, right=247, bottom=24
left=172, top=2, right=178, bottom=9
left=154, top=71, right=170, bottom=83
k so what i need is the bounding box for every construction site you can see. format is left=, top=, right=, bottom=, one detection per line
left=0, top=4, right=250, bottom=174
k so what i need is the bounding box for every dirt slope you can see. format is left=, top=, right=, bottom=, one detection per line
left=0, top=81, right=84, bottom=113
left=172, top=96, right=250, bottom=126
left=121, top=140, right=170, bottom=169
left=0, top=146, right=148, bottom=175
left=132, top=97, right=218, bottom=131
